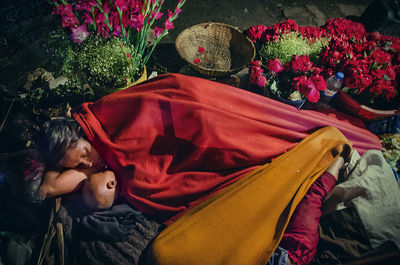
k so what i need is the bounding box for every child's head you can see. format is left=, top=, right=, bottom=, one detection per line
left=81, top=170, right=119, bottom=210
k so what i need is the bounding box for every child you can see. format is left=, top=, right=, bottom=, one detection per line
left=81, top=170, right=119, bottom=210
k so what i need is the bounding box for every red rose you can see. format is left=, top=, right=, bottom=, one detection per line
left=299, top=26, right=325, bottom=39
left=277, top=19, right=299, bottom=34
left=267, top=58, right=285, bottom=74
left=291, top=55, right=312, bottom=73
left=311, top=75, right=327, bottom=91
left=385, top=65, right=397, bottom=80
left=369, top=79, right=392, bottom=97
left=371, top=49, right=392, bottom=65
left=311, top=67, right=323, bottom=75
left=249, top=61, right=265, bottom=87
left=243, top=25, right=268, bottom=43
left=256, top=74, right=267, bottom=87
left=358, top=74, right=372, bottom=93
left=345, top=75, right=360, bottom=89
left=292, top=75, right=315, bottom=94
left=292, top=75, right=308, bottom=92
left=305, top=87, right=320, bottom=103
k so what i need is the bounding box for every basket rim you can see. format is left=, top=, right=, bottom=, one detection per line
left=175, top=22, right=256, bottom=75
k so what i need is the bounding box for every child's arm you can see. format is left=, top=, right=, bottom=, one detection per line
left=38, top=169, right=88, bottom=198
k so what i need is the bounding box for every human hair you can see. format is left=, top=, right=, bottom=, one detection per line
left=34, top=117, right=85, bottom=168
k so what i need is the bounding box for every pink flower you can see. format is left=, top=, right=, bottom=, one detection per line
left=175, top=7, right=182, bottom=15
left=154, top=26, right=164, bottom=37
left=61, top=15, right=79, bottom=28
left=152, top=11, right=163, bottom=20
left=167, top=9, right=174, bottom=19
left=267, top=58, right=285, bottom=74
left=115, top=0, right=129, bottom=11
left=82, top=12, right=94, bottom=25
left=256, top=74, right=267, bottom=87
left=198, top=46, right=205, bottom=54
left=164, top=19, right=174, bottom=30
left=70, top=24, right=90, bottom=44
left=131, top=13, right=144, bottom=31
left=194, top=58, right=200, bottom=64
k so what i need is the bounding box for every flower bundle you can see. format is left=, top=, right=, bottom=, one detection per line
left=249, top=55, right=327, bottom=103
left=44, top=0, right=185, bottom=77
left=320, top=18, right=400, bottom=109
left=245, top=18, right=400, bottom=109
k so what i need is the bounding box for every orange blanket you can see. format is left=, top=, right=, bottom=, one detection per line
left=147, top=126, right=351, bottom=265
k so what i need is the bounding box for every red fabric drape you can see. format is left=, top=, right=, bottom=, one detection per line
left=73, top=73, right=381, bottom=222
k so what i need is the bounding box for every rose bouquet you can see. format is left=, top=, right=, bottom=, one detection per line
left=42, top=0, right=185, bottom=97
left=245, top=20, right=329, bottom=105
left=248, top=55, right=327, bottom=105
left=320, top=18, right=400, bottom=110
left=245, top=18, right=400, bottom=111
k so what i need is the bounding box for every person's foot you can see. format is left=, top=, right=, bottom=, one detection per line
left=326, top=156, right=344, bottom=181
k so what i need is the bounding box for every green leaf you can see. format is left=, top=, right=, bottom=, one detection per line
left=271, top=80, right=278, bottom=93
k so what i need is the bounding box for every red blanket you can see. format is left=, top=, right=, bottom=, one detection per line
left=73, top=73, right=381, bottom=222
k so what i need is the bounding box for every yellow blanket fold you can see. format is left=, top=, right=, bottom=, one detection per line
left=147, top=126, right=351, bottom=265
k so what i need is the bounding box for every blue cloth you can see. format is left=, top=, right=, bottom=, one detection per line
left=267, top=246, right=288, bottom=265
left=366, top=114, right=400, bottom=135
left=393, top=168, right=399, bottom=182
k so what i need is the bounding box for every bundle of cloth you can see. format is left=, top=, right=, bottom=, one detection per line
left=67, top=73, right=384, bottom=264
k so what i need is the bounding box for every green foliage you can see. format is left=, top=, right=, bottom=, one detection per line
left=48, top=30, right=141, bottom=98
left=259, top=32, right=328, bottom=65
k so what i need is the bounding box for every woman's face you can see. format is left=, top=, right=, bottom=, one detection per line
left=82, top=170, right=119, bottom=210
left=58, top=138, right=105, bottom=171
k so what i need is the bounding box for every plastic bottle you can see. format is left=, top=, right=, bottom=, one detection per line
left=320, top=72, right=344, bottom=103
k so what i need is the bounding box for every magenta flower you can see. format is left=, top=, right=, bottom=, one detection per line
left=152, top=11, right=163, bottom=20
left=131, top=13, right=144, bottom=31
left=115, top=0, right=129, bottom=11
left=256, top=74, right=267, bottom=87
left=61, top=13, right=79, bottom=28
left=168, top=9, right=174, bottom=19
left=198, top=46, right=205, bottom=54
left=194, top=58, right=200, bottom=64
left=82, top=12, right=94, bottom=25
left=70, top=24, right=90, bottom=44
left=154, top=26, right=164, bottom=37
left=164, top=19, right=174, bottom=30
left=174, top=7, right=182, bottom=15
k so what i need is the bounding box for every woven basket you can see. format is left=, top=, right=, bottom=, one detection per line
left=175, top=22, right=255, bottom=77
